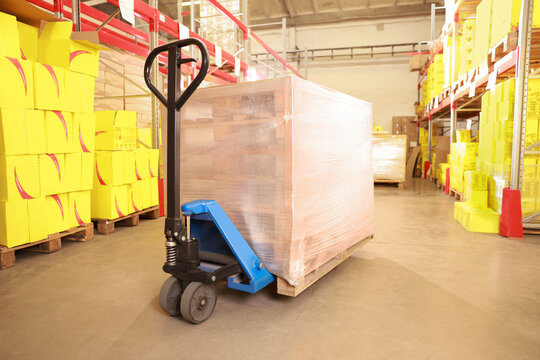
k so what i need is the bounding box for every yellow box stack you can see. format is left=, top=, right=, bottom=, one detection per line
left=0, top=15, right=99, bottom=248
left=92, top=111, right=159, bottom=220
left=460, top=19, right=475, bottom=77
left=438, top=163, right=450, bottom=185
left=448, top=130, right=477, bottom=193
left=476, top=78, right=540, bottom=219
left=454, top=170, right=500, bottom=233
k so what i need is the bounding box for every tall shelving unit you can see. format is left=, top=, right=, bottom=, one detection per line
left=416, top=0, right=539, bottom=237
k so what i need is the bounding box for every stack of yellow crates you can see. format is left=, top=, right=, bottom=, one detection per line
left=454, top=171, right=500, bottom=233
left=438, top=163, right=450, bottom=184
left=92, top=111, right=160, bottom=220
left=459, top=19, right=475, bottom=77
left=0, top=14, right=99, bottom=248
left=448, top=130, right=477, bottom=193
left=477, top=78, right=540, bottom=218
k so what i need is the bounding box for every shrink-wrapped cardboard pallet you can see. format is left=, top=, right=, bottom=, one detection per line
left=372, top=135, right=407, bottom=183
left=163, top=76, right=374, bottom=288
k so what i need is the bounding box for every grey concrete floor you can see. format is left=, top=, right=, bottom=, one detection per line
left=1, top=179, right=540, bottom=359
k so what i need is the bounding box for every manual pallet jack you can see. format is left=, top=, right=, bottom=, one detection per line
left=144, top=39, right=275, bottom=324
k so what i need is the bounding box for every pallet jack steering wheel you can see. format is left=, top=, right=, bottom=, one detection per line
left=144, top=39, right=212, bottom=323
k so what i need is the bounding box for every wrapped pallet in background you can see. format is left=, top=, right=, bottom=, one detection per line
left=163, top=76, right=374, bottom=286
left=372, top=135, right=407, bottom=183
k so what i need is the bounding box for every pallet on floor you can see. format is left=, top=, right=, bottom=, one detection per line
left=0, top=223, right=94, bottom=270
left=374, top=180, right=405, bottom=189
left=449, top=187, right=465, bottom=201
left=277, top=234, right=373, bottom=297
left=93, top=205, right=160, bottom=235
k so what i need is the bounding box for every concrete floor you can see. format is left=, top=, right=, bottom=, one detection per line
left=1, top=179, right=540, bottom=359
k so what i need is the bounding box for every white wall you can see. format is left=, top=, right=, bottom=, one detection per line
left=250, top=15, right=444, bottom=131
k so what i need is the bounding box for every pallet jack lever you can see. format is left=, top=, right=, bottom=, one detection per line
left=144, top=38, right=273, bottom=324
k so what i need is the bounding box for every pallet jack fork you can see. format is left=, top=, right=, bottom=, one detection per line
left=144, top=39, right=274, bottom=324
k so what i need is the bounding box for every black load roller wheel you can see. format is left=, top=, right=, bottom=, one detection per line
left=159, top=276, right=182, bottom=316
left=180, top=282, right=217, bottom=324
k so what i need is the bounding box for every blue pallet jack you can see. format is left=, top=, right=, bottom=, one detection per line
left=144, top=39, right=275, bottom=324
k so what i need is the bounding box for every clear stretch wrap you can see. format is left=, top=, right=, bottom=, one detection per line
left=164, top=76, right=374, bottom=286
left=372, top=134, right=407, bottom=183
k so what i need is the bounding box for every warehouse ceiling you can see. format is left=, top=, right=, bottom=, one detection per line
left=83, top=0, right=444, bottom=29
left=249, top=0, right=444, bottom=27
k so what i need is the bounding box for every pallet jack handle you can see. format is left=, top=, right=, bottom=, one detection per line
left=143, top=39, right=209, bottom=251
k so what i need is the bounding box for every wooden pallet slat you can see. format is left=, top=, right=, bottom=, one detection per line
left=277, top=235, right=373, bottom=297
left=93, top=205, right=160, bottom=235
left=0, top=223, right=94, bottom=270
left=374, top=180, right=405, bottom=190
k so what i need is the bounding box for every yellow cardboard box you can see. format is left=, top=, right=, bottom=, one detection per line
left=128, top=181, right=144, bottom=214
left=26, top=110, right=46, bottom=154
left=17, top=22, right=38, bottom=61
left=0, top=12, right=21, bottom=59
left=141, top=178, right=151, bottom=209
left=28, top=197, right=47, bottom=242
left=149, top=177, right=159, bottom=207
left=65, top=70, right=83, bottom=113
left=0, top=154, right=40, bottom=201
left=134, top=149, right=150, bottom=180
left=0, top=200, right=29, bottom=248
left=461, top=203, right=500, bottom=233
left=67, top=191, right=91, bottom=228
left=81, top=75, right=95, bottom=113
left=0, top=56, right=34, bottom=108
left=0, top=107, right=28, bottom=155
left=91, top=184, right=129, bottom=219
left=34, top=62, right=65, bottom=111
left=38, top=21, right=101, bottom=78
left=44, top=110, right=72, bottom=153
left=64, top=153, right=82, bottom=192
left=44, top=193, right=68, bottom=234
left=94, top=151, right=125, bottom=186
left=39, top=153, right=64, bottom=195
left=72, top=113, right=95, bottom=153
left=148, top=149, right=159, bottom=177
left=95, top=110, right=137, bottom=151
left=81, top=152, right=94, bottom=190
left=124, top=150, right=138, bottom=183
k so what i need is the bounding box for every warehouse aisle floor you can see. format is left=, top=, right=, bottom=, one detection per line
left=1, top=179, right=540, bottom=359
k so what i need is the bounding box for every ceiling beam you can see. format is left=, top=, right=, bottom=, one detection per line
left=282, top=0, right=296, bottom=17
left=250, top=4, right=436, bottom=27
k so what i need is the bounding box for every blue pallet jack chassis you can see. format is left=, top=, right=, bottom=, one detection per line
left=144, top=39, right=274, bottom=324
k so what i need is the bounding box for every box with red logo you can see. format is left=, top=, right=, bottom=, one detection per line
left=38, top=153, right=64, bottom=195
left=0, top=56, right=34, bottom=109
left=72, top=113, right=95, bottom=153
left=44, top=110, right=72, bottom=153
left=44, top=193, right=68, bottom=234
left=67, top=191, right=91, bottom=228
left=34, top=62, right=65, bottom=111
left=0, top=200, right=29, bottom=248
left=0, top=154, right=40, bottom=201
left=91, top=184, right=128, bottom=220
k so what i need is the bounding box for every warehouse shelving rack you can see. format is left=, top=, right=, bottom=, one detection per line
left=415, top=0, right=539, bottom=237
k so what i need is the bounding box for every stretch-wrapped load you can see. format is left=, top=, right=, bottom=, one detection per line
left=372, top=135, right=407, bottom=183
left=164, top=76, right=374, bottom=286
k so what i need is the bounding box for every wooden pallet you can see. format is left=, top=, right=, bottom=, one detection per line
left=93, top=205, right=160, bottom=235
left=374, top=180, right=405, bottom=190
left=488, top=31, right=519, bottom=65
left=277, top=234, right=373, bottom=297
left=0, top=223, right=94, bottom=270
left=449, top=187, right=465, bottom=201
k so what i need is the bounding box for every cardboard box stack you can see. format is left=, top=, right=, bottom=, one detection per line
left=459, top=19, right=475, bottom=77
left=0, top=15, right=99, bottom=248
left=476, top=78, right=540, bottom=219
left=454, top=170, right=500, bottom=233
left=92, top=111, right=159, bottom=220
